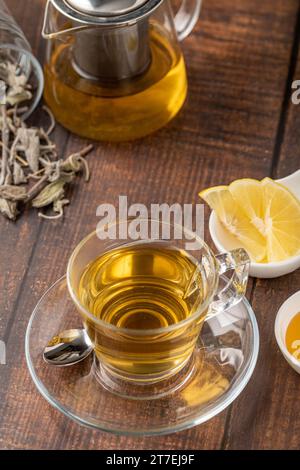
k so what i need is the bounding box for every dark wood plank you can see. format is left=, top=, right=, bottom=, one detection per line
left=0, top=0, right=299, bottom=449
left=221, top=3, right=300, bottom=450
left=0, top=0, right=44, bottom=336
left=276, top=15, right=300, bottom=179
left=0, top=0, right=70, bottom=337
left=222, top=273, right=300, bottom=449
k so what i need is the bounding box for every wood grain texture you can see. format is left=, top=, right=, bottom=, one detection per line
left=0, top=0, right=299, bottom=449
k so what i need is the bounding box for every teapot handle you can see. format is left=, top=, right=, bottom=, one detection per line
left=174, top=0, right=202, bottom=41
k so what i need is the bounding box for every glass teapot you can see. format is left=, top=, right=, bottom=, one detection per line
left=42, top=0, right=202, bottom=141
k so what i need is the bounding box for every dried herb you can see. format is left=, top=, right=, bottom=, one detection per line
left=0, top=60, right=93, bottom=221
left=0, top=61, right=32, bottom=107
left=16, top=128, right=40, bottom=173
left=13, top=161, right=26, bottom=185
left=32, top=177, right=71, bottom=208
left=0, top=198, right=18, bottom=220
left=0, top=185, right=27, bottom=201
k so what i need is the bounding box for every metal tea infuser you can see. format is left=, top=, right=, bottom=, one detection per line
left=42, top=0, right=202, bottom=141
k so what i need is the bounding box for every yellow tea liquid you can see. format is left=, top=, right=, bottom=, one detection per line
left=286, top=312, right=300, bottom=361
left=78, top=242, right=206, bottom=379
left=44, top=26, right=187, bottom=141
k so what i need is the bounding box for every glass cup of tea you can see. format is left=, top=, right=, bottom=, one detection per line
left=67, top=219, right=250, bottom=398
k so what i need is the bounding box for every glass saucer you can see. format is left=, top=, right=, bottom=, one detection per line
left=25, top=276, right=259, bottom=436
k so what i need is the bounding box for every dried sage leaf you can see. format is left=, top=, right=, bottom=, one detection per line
left=1, top=100, right=10, bottom=186
left=17, top=128, right=40, bottom=172
left=13, top=161, right=27, bottom=185
left=0, top=62, right=25, bottom=87
left=38, top=198, right=70, bottom=220
left=0, top=61, right=93, bottom=222
left=0, top=80, right=6, bottom=105
left=0, top=184, right=26, bottom=201
left=53, top=198, right=70, bottom=213
left=61, top=156, right=82, bottom=173
left=31, top=178, right=68, bottom=208
left=0, top=197, right=18, bottom=220
left=6, top=89, right=32, bottom=107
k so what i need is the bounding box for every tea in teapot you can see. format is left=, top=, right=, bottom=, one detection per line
left=42, top=0, right=202, bottom=141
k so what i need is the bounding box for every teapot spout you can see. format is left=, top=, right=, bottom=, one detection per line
left=42, top=0, right=88, bottom=39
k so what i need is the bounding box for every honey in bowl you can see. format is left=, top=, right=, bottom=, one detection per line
left=285, top=312, right=300, bottom=361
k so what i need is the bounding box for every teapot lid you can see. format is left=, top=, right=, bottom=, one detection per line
left=67, top=1, right=148, bottom=16
left=50, top=0, right=163, bottom=24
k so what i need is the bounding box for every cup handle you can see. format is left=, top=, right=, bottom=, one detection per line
left=206, top=248, right=250, bottom=321
left=174, top=0, right=202, bottom=41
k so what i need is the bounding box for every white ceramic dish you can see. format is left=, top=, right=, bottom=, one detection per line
left=208, top=170, right=300, bottom=278
left=275, top=290, right=300, bottom=374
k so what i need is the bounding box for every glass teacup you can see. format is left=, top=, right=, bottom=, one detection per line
left=67, top=219, right=250, bottom=397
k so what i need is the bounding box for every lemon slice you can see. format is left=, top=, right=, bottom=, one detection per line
left=229, top=179, right=265, bottom=235
left=262, top=178, right=300, bottom=262
left=199, top=185, right=267, bottom=262
left=199, top=177, right=300, bottom=263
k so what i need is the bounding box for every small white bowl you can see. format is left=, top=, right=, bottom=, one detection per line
left=209, top=212, right=300, bottom=278
left=208, top=170, right=300, bottom=279
left=275, top=290, right=300, bottom=374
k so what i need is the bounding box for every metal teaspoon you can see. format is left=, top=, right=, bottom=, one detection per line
left=43, top=328, right=93, bottom=366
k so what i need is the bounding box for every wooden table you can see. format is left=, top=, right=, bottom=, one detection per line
left=0, top=0, right=300, bottom=450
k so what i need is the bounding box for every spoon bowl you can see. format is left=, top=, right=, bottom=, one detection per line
left=43, top=328, right=93, bottom=366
